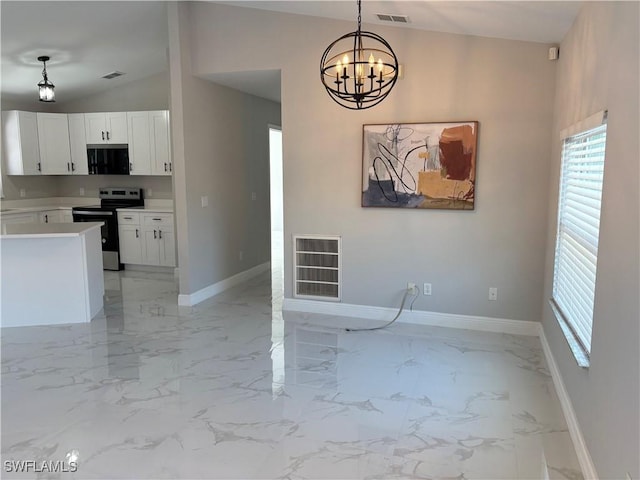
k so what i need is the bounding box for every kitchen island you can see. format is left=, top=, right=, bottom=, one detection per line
left=1, top=222, right=104, bottom=327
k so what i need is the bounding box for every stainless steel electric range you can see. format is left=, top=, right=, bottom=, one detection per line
left=72, top=187, right=144, bottom=270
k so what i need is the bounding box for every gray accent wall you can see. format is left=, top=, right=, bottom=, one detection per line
left=542, top=2, right=639, bottom=478
left=179, top=2, right=556, bottom=322
left=168, top=3, right=281, bottom=295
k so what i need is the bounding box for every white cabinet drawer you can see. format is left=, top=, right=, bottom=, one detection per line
left=117, top=211, right=140, bottom=224
left=142, top=213, right=173, bottom=227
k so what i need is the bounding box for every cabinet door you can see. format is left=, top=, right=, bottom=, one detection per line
left=158, top=228, right=176, bottom=267
left=142, top=227, right=161, bottom=265
left=68, top=114, right=89, bottom=174
left=84, top=113, right=107, bottom=144
left=150, top=111, right=171, bottom=176
left=61, top=211, right=74, bottom=223
left=37, top=113, right=72, bottom=175
left=106, top=112, right=128, bottom=143
left=2, top=111, right=41, bottom=175
left=119, top=225, right=144, bottom=264
left=127, top=112, right=152, bottom=175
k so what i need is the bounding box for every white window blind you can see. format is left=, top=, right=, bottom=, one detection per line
left=552, top=122, right=607, bottom=355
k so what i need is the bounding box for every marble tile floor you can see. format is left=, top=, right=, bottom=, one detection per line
left=1, top=269, right=583, bottom=480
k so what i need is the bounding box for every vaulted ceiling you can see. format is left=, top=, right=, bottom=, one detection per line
left=1, top=1, right=582, bottom=106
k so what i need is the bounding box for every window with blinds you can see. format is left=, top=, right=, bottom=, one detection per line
left=552, top=121, right=607, bottom=356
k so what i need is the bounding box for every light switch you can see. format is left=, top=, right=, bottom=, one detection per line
left=201, top=196, right=208, bottom=208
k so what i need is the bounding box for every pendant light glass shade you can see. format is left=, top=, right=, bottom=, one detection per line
left=320, top=0, right=398, bottom=110
left=37, top=56, right=55, bottom=102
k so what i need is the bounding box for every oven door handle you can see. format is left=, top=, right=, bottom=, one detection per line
left=72, top=211, right=114, bottom=216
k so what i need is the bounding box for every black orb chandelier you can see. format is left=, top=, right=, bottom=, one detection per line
left=320, top=0, right=399, bottom=110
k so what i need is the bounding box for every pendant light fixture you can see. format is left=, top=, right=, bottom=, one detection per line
left=37, top=56, right=55, bottom=102
left=320, top=0, right=399, bottom=110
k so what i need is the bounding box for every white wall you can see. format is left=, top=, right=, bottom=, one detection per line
left=542, top=2, right=639, bottom=478
left=168, top=3, right=281, bottom=295
left=182, top=2, right=556, bottom=322
left=54, top=71, right=169, bottom=113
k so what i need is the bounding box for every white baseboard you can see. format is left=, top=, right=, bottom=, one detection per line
left=282, top=298, right=540, bottom=336
left=538, top=327, right=599, bottom=479
left=178, top=261, right=270, bottom=307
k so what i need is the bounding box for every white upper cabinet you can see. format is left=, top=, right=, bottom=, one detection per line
left=127, top=110, right=171, bottom=176
left=150, top=110, right=171, bottom=176
left=2, top=110, right=41, bottom=175
left=84, top=112, right=128, bottom=144
left=127, top=112, right=153, bottom=175
left=2, top=109, right=168, bottom=176
left=36, top=113, right=72, bottom=175
left=67, top=113, right=89, bottom=175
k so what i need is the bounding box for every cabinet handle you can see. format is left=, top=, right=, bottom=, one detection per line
left=71, top=163, right=75, bottom=172
left=135, top=228, right=139, bottom=238
left=124, top=216, right=133, bottom=220
left=164, top=163, right=168, bottom=172
left=37, top=163, right=41, bottom=171
left=159, top=229, right=162, bottom=239
left=129, top=162, right=133, bottom=172
left=101, top=131, right=105, bottom=141
left=169, top=163, right=172, bottom=172
left=44, top=214, right=48, bottom=223
left=154, top=229, right=157, bottom=239
left=152, top=218, right=162, bottom=221
left=67, top=162, right=70, bottom=171
left=107, top=131, right=110, bottom=141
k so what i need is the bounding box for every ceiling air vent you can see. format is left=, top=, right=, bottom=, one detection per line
left=102, top=71, right=125, bottom=80
left=376, top=14, right=410, bottom=24
left=294, top=235, right=341, bottom=301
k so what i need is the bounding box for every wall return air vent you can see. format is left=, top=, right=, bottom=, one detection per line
left=293, top=235, right=341, bottom=301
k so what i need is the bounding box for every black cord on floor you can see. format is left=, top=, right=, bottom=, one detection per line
left=345, top=288, right=417, bottom=332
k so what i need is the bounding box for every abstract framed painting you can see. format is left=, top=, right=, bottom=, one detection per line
left=362, top=121, right=479, bottom=209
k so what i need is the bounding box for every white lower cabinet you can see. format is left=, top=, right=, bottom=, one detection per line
left=119, top=224, right=144, bottom=264
left=117, top=211, right=176, bottom=267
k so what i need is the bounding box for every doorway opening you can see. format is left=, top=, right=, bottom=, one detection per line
left=269, top=126, right=283, bottom=307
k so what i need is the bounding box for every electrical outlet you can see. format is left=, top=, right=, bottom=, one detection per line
left=19, top=189, right=26, bottom=198
left=489, top=287, right=498, bottom=301
left=201, top=196, right=208, bottom=208
left=147, top=188, right=153, bottom=197
left=79, top=187, right=85, bottom=196
left=251, top=192, right=257, bottom=201
left=423, top=283, right=432, bottom=295
left=407, top=282, right=417, bottom=295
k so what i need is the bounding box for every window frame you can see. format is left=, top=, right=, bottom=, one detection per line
left=551, top=112, right=608, bottom=367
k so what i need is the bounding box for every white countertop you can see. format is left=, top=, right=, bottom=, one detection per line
left=1, top=221, right=104, bottom=239
left=1, top=205, right=75, bottom=214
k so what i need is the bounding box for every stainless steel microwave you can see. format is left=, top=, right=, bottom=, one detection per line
left=87, top=145, right=129, bottom=175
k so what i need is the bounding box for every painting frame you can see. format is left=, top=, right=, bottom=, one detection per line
left=362, top=121, right=479, bottom=210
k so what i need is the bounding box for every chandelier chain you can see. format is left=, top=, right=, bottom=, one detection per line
left=357, top=0, right=361, bottom=32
